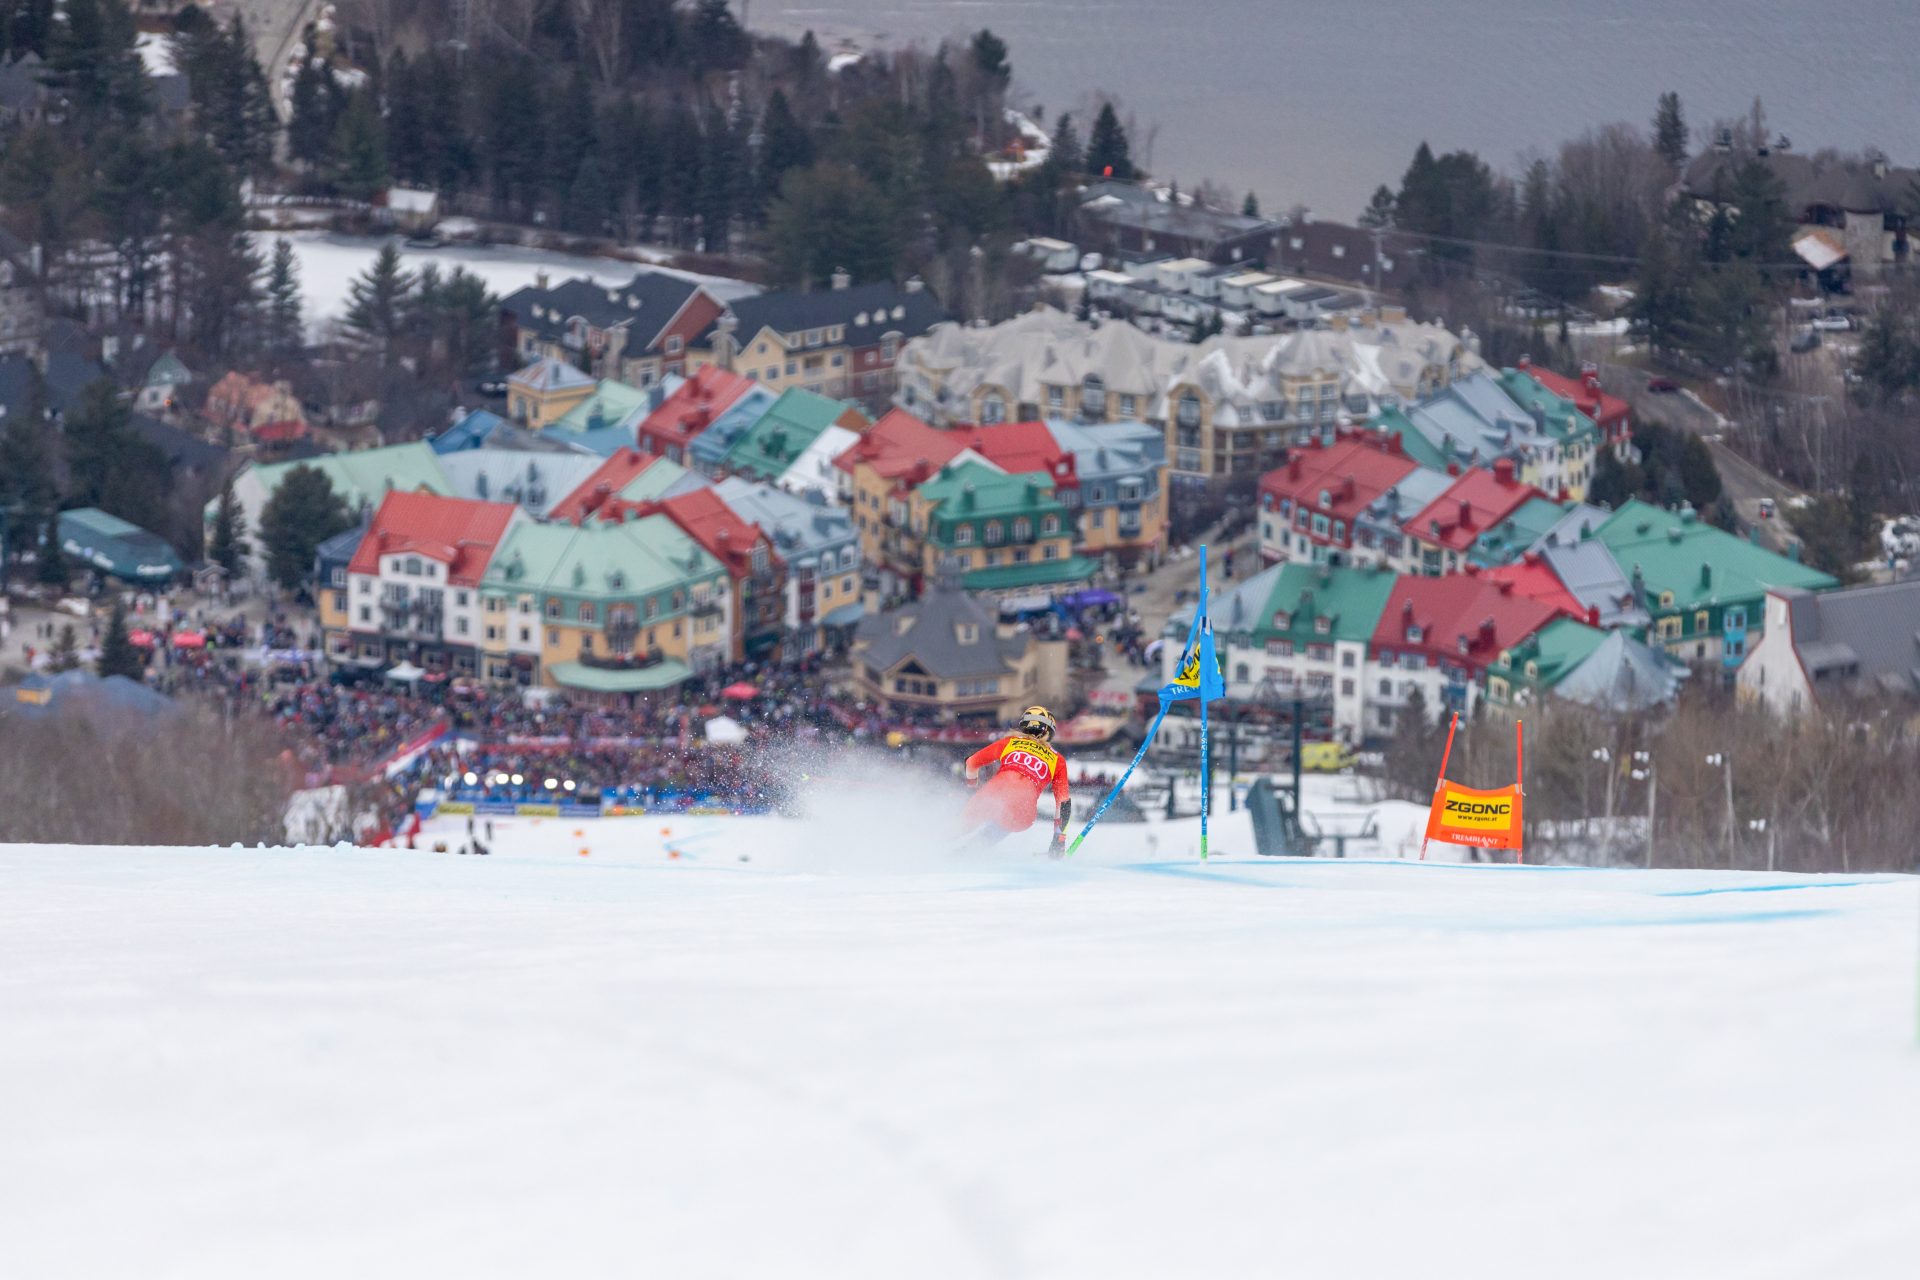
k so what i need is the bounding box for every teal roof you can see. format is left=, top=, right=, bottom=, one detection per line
left=1596, top=500, right=1836, bottom=614
left=1210, top=561, right=1398, bottom=647
left=1492, top=616, right=1607, bottom=688
left=245, top=443, right=450, bottom=514
left=1494, top=369, right=1602, bottom=445
left=555, top=380, right=651, bottom=433
left=481, top=516, right=725, bottom=615
left=961, top=555, right=1100, bottom=591
left=719, top=387, right=853, bottom=480
left=509, top=356, right=595, bottom=393
left=1370, top=405, right=1452, bottom=471
left=549, top=659, right=693, bottom=692
left=919, top=461, right=1069, bottom=549
left=57, top=507, right=184, bottom=582
left=1468, top=497, right=1568, bottom=567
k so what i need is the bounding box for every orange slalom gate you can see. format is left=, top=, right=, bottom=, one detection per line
left=1420, top=714, right=1526, bottom=860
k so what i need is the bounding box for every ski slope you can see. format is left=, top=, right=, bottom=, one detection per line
left=3, top=809, right=1917, bottom=1279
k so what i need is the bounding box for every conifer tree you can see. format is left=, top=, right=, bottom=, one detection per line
left=97, top=597, right=143, bottom=680
left=264, top=237, right=304, bottom=361
left=48, top=622, right=80, bottom=671
left=1653, top=91, right=1689, bottom=170
left=329, top=91, right=389, bottom=201
left=343, top=243, right=414, bottom=365
left=208, top=478, right=248, bottom=577
left=1086, top=103, right=1135, bottom=180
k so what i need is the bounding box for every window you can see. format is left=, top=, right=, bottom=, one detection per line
left=645, top=598, right=660, bottom=621
left=357, top=578, right=372, bottom=595
left=1013, top=518, right=1032, bottom=541
left=1341, top=678, right=1354, bottom=695
left=1694, top=610, right=1711, bottom=635
left=954, top=523, right=973, bottom=545
left=1041, top=515, right=1059, bottom=535
left=358, top=606, right=371, bottom=623
left=486, top=626, right=499, bottom=641
left=456, top=617, right=469, bottom=635
left=405, top=556, right=422, bottom=576
left=785, top=361, right=797, bottom=376
left=665, top=335, right=683, bottom=354
left=985, top=521, right=1004, bottom=545
left=520, top=627, right=532, bottom=643
left=880, top=339, right=898, bottom=361
left=1407, top=625, right=1423, bottom=643
left=1177, top=394, right=1201, bottom=428
left=1120, top=394, right=1137, bottom=417
left=577, top=602, right=594, bottom=623
left=1047, top=385, right=1065, bottom=409
left=1341, top=650, right=1355, bottom=668
left=1083, top=375, right=1106, bottom=416
left=455, top=590, right=469, bottom=607
left=1043, top=544, right=1058, bottom=560
left=545, top=599, right=561, bottom=619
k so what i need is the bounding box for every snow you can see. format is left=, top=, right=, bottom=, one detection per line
left=258, top=232, right=759, bottom=335
left=4, top=789, right=1918, bottom=1277
left=134, top=32, right=176, bottom=78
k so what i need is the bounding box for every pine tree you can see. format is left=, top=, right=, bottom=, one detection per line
left=208, top=477, right=248, bottom=576
left=177, top=14, right=276, bottom=174
left=343, top=243, right=414, bottom=365
left=758, top=90, right=813, bottom=206
left=288, top=55, right=341, bottom=167
left=1242, top=191, right=1260, bottom=218
left=48, top=622, right=80, bottom=671
left=765, top=164, right=896, bottom=286
left=1086, top=103, right=1135, bottom=180
left=0, top=368, right=56, bottom=559
left=970, top=29, right=1010, bottom=85
left=329, top=91, right=389, bottom=201
left=1653, top=91, right=1689, bottom=170
left=97, top=597, right=142, bottom=680
left=264, top=237, right=304, bottom=360
left=1358, top=183, right=1397, bottom=229
left=258, top=464, right=351, bottom=592
left=1047, top=112, right=1082, bottom=176
left=565, top=154, right=614, bottom=235
left=47, top=0, right=147, bottom=129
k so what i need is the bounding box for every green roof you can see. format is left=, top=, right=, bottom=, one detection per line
left=1216, top=561, right=1398, bottom=647
left=919, top=461, right=1070, bottom=549
left=1494, top=369, right=1603, bottom=445
left=482, top=516, right=725, bottom=618
left=1468, top=496, right=1568, bottom=567
left=246, top=443, right=450, bottom=513
left=961, top=555, right=1100, bottom=591
left=57, top=507, right=184, bottom=582
left=1492, top=616, right=1607, bottom=687
left=555, top=380, right=651, bottom=433
left=548, top=659, right=693, bottom=692
left=1596, top=500, right=1836, bottom=615
left=1370, top=405, right=1452, bottom=470
left=720, top=388, right=852, bottom=479
left=617, top=455, right=691, bottom=503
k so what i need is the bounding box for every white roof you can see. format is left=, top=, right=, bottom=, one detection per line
left=387, top=188, right=438, bottom=214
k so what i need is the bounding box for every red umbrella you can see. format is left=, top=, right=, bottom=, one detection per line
left=127, top=630, right=157, bottom=648
left=721, top=682, right=759, bottom=699
left=170, top=631, right=207, bottom=649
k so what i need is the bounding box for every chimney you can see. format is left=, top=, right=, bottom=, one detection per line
left=831, top=267, right=851, bottom=290
left=1457, top=499, right=1473, bottom=528
left=1493, top=457, right=1515, bottom=485
left=1700, top=563, right=1712, bottom=589
left=535, top=271, right=550, bottom=290
left=1587, top=605, right=1601, bottom=626
left=1479, top=617, right=1496, bottom=647
left=1517, top=354, right=1532, bottom=371
left=1388, top=432, right=1404, bottom=455
left=1288, top=455, right=1302, bottom=481
left=1497, top=579, right=1513, bottom=596
left=904, top=276, right=925, bottom=294
left=1447, top=461, right=1461, bottom=477
left=1581, top=363, right=1601, bottom=396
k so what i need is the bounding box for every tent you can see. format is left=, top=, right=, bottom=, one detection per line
left=703, top=715, right=748, bottom=744
left=169, top=631, right=207, bottom=649
left=386, top=660, right=427, bottom=683
left=7, top=672, right=175, bottom=722
left=56, top=508, right=185, bottom=583
left=721, top=682, right=759, bottom=699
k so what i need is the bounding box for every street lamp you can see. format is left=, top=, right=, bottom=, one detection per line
left=1630, top=751, right=1656, bottom=869
left=1590, top=747, right=1615, bottom=855
left=1705, top=752, right=1735, bottom=853
left=1748, top=817, right=1775, bottom=873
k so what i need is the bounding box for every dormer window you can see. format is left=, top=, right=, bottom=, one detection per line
left=1013, top=518, right=1032, bottom=541
left=1273, top=611, right=1291, bottom=629
left=985, top=521, right=1004, bottom=545
left=1314, top=617, right=1331, bottom=635
left=954, top=524, right=974, bottom=545
left=1407, top=625, right=1423, bottom=643
left=1040, top=515, right=1059, bottom=535
left=1319, top=489, right=1331, bottom=508
left=956, top=623, right=978, bottom=645
left=1457, top=635, right=1471, bottom=655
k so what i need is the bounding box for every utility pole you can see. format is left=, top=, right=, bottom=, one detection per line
left=1632, top=751, right=1656, bottom=869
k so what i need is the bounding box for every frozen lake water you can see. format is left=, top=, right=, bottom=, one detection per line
left=3, top=807, right=1916, bottom=1277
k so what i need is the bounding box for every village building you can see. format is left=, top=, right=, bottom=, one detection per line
left=1596, top=500, right=1837, bottom=670
left=1400, top=460, right=1556, bottom=576
left=909, top=459, right=1094, bottom=598
left=717, top=387, right=870, bottom=487
left=202, top=370, right=308, bottom=445
left=633, top=366, right=765, bottom=465
left=851, top=585, right=1066, bottom=722
left=506, top=356, right=598, bottom=429
left=1043, top=418, right=1169, bottom=566
left=1739, top=580, right=1920, bottom=716
left=1365, top=573, right=1571, bottom=732
left=498, top=271, right=726, bottom=385
left=708, top=274, right=946, bottom=401
left=713, top=478, right=865, bottom=654
left=1257, top=431, right=1426, bottom=566
left=329, top=492, right=523, bottom=676
left=477, top=516, right=729, bottom=692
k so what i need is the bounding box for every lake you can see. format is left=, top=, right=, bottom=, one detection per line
left=756, top=0, right=1920, bottom=220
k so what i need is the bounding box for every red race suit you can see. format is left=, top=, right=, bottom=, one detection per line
left=962, top=734, right=1069, bottom=834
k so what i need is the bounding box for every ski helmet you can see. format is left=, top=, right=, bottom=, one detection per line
left=1017, top=705, right=1057, bottom=740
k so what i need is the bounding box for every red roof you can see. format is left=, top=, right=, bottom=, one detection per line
left=349, top=491, right=518, bottom=586
left=1484, top=553, right=1587, bottom=620
left=251, top=420, right=309, bottom=444
left=832, top=408, right=971, bottom=484
left=1519, top=360, right=1630, bottom=436
left=547, top=448, right=668, bottom=524
left=1403, top=461, right=1548, bottom=554
left=1259, top=432, right=1423, bottom=533
left=1370, top=573, right=1570, bottom=676
left=636, top=366, right=755, bottom=452
left=955, top=421, right=1075, bottom=485
left=609, top=488, right=780, bottom=578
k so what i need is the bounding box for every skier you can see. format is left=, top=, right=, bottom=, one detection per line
left=960, top=706, right=1072, bottom=856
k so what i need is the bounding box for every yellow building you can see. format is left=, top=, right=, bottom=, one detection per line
left=506, top=356, right=597, bottom=430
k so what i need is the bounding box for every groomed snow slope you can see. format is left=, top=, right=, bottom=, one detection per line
left=3, top=814, right=1917, bottom=1279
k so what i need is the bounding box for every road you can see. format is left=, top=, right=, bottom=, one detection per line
left=229, top=0, right=325, bottom=120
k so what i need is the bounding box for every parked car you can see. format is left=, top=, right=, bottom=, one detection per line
left=476, top=379, right=508, bottom=398
left=1299, top=741, right=1356, bottom=773
left=1789, top=329, right=1822, bottom=354
left=1645, top=376, right=1680, bottom=393
left=1758, top=498, right=1776, bottom=519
